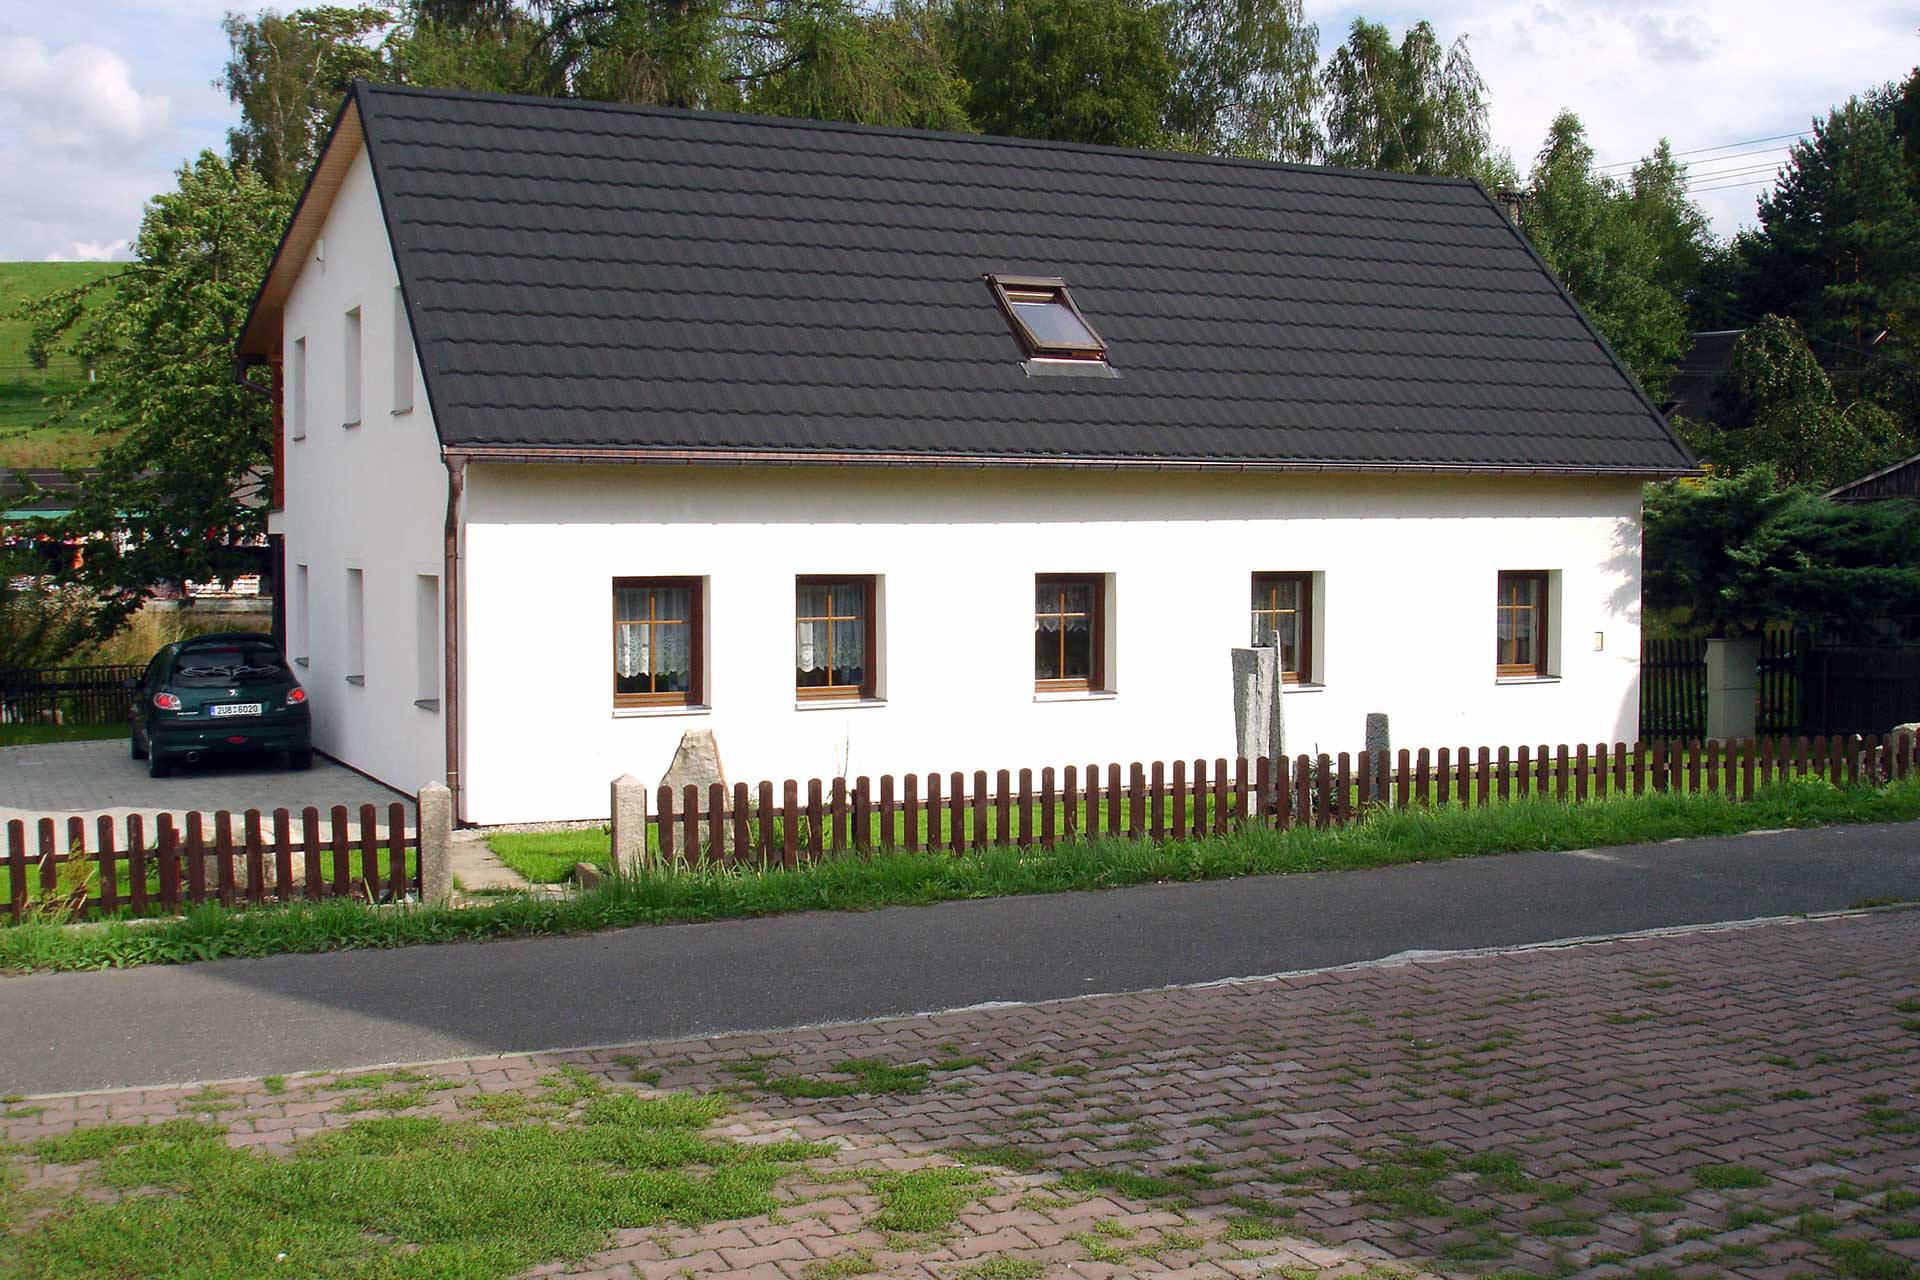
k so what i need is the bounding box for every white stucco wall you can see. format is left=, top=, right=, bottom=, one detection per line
left=460, top=464, right=1644, bottom=825
left=276, top=145, right=446, bottom=796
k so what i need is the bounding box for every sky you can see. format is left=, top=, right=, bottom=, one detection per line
left=0, top=0, right=1916, bottom=262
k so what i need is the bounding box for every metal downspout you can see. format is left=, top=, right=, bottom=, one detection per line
left=443, top=457, right=466, bottom=824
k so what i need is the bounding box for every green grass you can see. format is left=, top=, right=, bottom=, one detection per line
left=0, top=722, right=127, bottom=748
left=864, top=1166, right=985, bottom=1233
left=488, top=828, right=611, bottom=883
left=0, top=1080, right=836, bottom=1280
left=0, top=261, right=124, bottom=462
left=4, top=776, right=1916, bottom=973
left=1, top=849, right=421, bottom=921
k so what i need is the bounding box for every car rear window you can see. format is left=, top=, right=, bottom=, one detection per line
left=173, top=644, right=287, bottom=685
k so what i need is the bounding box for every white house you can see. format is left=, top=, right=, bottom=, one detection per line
left=239, top=83, right=1694, bottom=826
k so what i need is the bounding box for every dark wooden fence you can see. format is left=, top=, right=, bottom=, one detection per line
left=5, top=802, right=418, bottom=923
left=0, top=663, right=143, bottom=727
left=1639, top=637, right=1706, bottom=737
left=1639, top=631, right=1810, bottom=738
left=1803, top=646, right=1920, bottom=737
left=642, top=733, right=1916, bottom=867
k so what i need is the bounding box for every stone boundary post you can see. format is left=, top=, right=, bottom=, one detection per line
left=418, top=782, right=453, bottom=906
left=610, top=773, right=648, bottom=876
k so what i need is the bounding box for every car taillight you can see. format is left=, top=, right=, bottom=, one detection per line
left=286, top=687, right=307, bottom=705
left=152, top=692, right=181, bottom=711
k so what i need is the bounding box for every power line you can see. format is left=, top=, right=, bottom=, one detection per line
left=1593, top=129, right=1809, bottom=172
left=1681, top=160, right=1789, bottom=185
left=1686, top=177, right=1780, bottom=195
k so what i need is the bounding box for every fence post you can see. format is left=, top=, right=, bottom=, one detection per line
left=418, top=783, right=454, bottom=906
left=610, top=774, right=648, bottom=876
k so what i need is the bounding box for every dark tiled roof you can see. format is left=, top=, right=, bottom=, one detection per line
left=356, top=82, right=1693, bottom=472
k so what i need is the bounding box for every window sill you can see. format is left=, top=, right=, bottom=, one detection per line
left=413, top=698, right=440, bottom=712
left=345, top=675, right=365, bottom=686
left=1034, top=689, right=1117, bottom=703
left=391, top=407, right=413, bottom=417
left=613, top=704, right=711, bottom=719
left=291, top=434, right=306, bottom=443
left=794, top=697, right=886, bottom=712
left=1282, top=681, right=1326, bottom=694
left=294, top=657, right=309, bottom=668
left=341, top=420, right=361, bottom=429
left=1023, top=358, right=1120, bottom=379
left=1495, top=675, right=1561, bottom=686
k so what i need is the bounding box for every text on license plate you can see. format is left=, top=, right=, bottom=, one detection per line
left=210, top=703, right=263, bottom=718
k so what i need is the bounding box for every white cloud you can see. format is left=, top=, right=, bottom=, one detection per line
left=0, top=36, right=171, bottom=153
left=1317, top=0, right=1919, bottom=236
left=49, top=238, right=132, bottom=262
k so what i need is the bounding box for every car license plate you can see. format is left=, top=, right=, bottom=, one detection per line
left=210, top=703, right=263, bottom=718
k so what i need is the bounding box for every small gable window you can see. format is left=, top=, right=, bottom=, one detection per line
left=986, top=275, right=1107, bottom=361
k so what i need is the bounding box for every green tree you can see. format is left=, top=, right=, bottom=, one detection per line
left=1318, top=19, right=1512, bottom=185
left=947, top=0, right=1175, bottom=147
left=1676, top=315, right=1909, bottom=490
left=1732, top=98, right=1920, bottom=401
left=1523, top=112, right=1703, bottom=396
left=0, top=554, right=94, bottom=671
left=19, top=155, right=294, bottom=636
left=385, top=3, right=546, bottom=94
left=1162, top=0, right=1318, bottom=160
left=1645, top=467, right=1920, bottom=639
left=219, top=6, right=395, bottom=192
left=746, top=0, right=969, bottom=131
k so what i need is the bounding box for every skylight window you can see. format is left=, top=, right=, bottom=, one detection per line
left=986, top=275, right=1108, bottom=362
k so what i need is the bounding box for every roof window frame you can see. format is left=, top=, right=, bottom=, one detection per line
left=985, top=274, right=1108, bottom=362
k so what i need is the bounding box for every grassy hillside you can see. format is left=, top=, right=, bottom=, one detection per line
left=0, top=261, right=125, bottom=468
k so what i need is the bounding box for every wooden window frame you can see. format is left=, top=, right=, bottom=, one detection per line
left=795, top=575, right=878, bottom=701
left=1496, top=570, right=1550, bottom=678
left=985, top=274, right=1108, bottom=361
left=613, top=577, right=704, bottom=708
left=1035, top=573, right=1106, bottom=693
left=1251, top=572, right=1313, bottom=684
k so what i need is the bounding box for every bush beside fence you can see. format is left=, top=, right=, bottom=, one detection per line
left=635, top=733, right=1917, bottom=869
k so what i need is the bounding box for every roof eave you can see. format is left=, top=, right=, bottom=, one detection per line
left=235, top=91, right=366, bottom=358
left=443, top=444, right=1697, bottom=480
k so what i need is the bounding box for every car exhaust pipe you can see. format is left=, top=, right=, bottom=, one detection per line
left=185, top=751, right=204, bottom=764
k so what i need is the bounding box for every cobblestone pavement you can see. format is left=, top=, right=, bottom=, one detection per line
left=6, top=910, right=1919, bottom=1279
left=0, top=739, right=411, bottom=849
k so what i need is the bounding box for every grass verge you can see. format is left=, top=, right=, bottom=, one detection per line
left=3, top=776, right=1915, bottom=974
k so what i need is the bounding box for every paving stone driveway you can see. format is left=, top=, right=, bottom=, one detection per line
left=6, top=910, right=1918, bottom=1279
left=0, top=739, right=411, bottom=847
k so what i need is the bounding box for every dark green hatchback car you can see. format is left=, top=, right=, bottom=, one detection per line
left=129, top=634, right=312, bottom=777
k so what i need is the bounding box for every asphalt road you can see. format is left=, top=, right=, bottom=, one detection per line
left=3, top=819, right=1917, bottom=1096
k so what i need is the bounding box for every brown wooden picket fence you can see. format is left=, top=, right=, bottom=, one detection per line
left=4, top=802, right=419, bottom=924
left=646, top=733, right=1917, bottom=867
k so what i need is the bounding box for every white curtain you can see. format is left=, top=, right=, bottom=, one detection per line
left=616, top=586, right=690, bottom=682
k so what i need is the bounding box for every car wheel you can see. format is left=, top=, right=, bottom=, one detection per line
left=288, top=748, right=314, bottom=771
left=148, top=753, right=171, bottom=779
left=131, top=731, right=147, bottom=760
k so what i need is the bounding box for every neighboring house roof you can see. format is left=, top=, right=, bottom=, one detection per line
left=1659, top=329, right=1743, bottom=423
left=0, top=468, right=87, bottom=520
left=241, top=82, right=1695, bottom=476
left=1828, top=451, right=1920, bottom=502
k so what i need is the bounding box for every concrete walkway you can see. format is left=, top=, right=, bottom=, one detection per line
left=0, top=818, right=1915, bottom=1095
